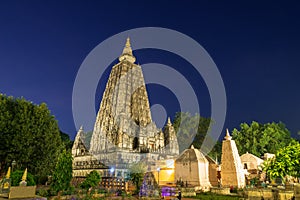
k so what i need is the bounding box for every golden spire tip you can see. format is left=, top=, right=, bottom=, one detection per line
left=5, top=167, right=11, bottom=179
left=22, top=168, right=27, bottom=181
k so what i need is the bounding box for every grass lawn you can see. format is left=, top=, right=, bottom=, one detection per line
left=188, top=193, right=241, bottom=200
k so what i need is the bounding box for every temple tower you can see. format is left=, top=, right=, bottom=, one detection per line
left=220, top=129, right=245, bottom=188
left=89, top=38, right=176, bottom=155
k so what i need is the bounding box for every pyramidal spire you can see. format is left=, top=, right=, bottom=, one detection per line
left=79, top=125, right=83, bottom=131
left=225, top=128, right=232, bottom=140
left=22, top=168, right=27, bottom=181
left=119, top=37, right=136, bottom=63
left=5, top=167, right=11, bottom=179
left=123, top=37, right=132, bottom=55
left=167, top=117, right=172, bottom=126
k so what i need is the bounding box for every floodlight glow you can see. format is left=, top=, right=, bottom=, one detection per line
left=110, top=167, right=115, bottom=173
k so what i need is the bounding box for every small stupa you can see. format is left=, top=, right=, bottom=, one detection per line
left=5, top=167, right=11, bottom=179
left=220, top=129, right=245, bottom=188
left=19, top=168, right=27, bottom=186
left=3, top=167, right=11, bottom=190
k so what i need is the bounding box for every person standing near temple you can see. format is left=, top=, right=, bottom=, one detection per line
left=177, top=191, right=182, bottom=200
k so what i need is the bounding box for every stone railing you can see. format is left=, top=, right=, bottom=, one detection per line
left=9, top=186, right=36, bottom=199
left=210, top=187, right=230, bottom=195
left=245, top=187, right=296, bottom=200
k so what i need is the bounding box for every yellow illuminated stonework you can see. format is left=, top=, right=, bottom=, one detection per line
left=153, top=159, right=175, bottom=186
left=3, top=182, right=10, bottom=189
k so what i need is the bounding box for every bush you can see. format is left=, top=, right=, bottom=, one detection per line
left=37, top=188, right=49, bottom=197
left=50, top=150, right=73, bottom=194
left=11, top=170, right=36, bottom=186
left=195, top=192, right=240, bottom=199
left=80, top=171, right=101, bottom=189
left=62, top=186, right=75, bottom=195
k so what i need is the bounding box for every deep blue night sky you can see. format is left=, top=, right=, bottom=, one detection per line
left=0, top=1, right=299, bottom=140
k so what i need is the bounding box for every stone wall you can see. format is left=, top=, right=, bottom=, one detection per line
left=246, top=188, right=273, bottom=200
left=210, top=187, right=230, bottom=195
left=246, top=188, right=296, bottom=200
left=208, top=162, right=218, bottom=186
left=295, top=184, right=300, bottom=200
left=9, top=186, right=36, bottom=199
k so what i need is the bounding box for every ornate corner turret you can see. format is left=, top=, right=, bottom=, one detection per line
left=163, top=117, right=179, bottom=155
left=72, top=126, right=90, bottom=157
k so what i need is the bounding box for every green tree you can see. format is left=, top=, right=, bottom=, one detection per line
left=129, top=162, right=146, bottom=194
left=80, top=170, right=101, bottom=189
left=0, top=94, right=64, bottom=179
left=50, top=150, right=73, bottom=194
left=173, top=112, right=220, bottom=160
left=232, top=121, right=293, bottom=157
left=263, top=141, right=300, bottom=181
left=173, top=112, right=201, bottom=152
left=60, top=131, right=73, bottom=150
left=11, top=170, right=36, bottom=186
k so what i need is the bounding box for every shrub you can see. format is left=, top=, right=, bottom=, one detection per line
left=11, top=170, right=36, bottom=186
left=80, top=171, right=101, bottom=189
left=37, top=188, right=50, bottom=197
left=50, top=150, right=73, bottom=194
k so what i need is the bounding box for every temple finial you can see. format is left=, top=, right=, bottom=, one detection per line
left=225, top=128, right=232, bottom=140
left=5, top=167, right=11, bottom=179
left=122, top=37, right=132, bottom=55
left=79, top=125, right=83, bottom=131
left=22, top=168, right=27, bottom=181
left=167, top=117, right=172, bottom=125
left=125, top=37, right=131, bottom=48
left=119, top=37, right=136, bottom=63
